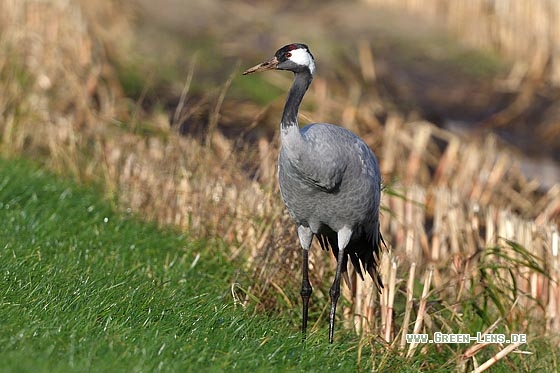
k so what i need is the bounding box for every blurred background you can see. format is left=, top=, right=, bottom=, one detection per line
left=132, top=0, right=560, bottom=183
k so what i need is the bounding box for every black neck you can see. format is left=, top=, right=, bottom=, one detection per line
left=281, top=69, right=313, bottom=132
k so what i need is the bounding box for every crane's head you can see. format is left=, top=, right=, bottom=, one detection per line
left=243, top=43, right=315, bottom=76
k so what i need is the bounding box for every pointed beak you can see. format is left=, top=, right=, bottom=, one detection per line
left=242, top=56, right=279, bottom=75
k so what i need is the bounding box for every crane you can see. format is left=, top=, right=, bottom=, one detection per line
left=243, top=43, right=384, bottom=343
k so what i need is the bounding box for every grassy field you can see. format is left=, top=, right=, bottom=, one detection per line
left=0, top=157, right=388, bottom=372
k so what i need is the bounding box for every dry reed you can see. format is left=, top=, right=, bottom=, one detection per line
left=363, top=0, right=560, bottom=86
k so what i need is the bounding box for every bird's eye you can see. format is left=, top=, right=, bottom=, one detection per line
left=286, top=52, right=292, bottom=58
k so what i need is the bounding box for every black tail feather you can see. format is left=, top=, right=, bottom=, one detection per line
left=315, top=224, right=385, bottom=292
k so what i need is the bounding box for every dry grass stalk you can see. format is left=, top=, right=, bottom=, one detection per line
left=471, top=341, right=524, bottom=373
left=380, top=256, right=398, bottom=342
left=358, top=39, right=377, bottom=83
left=399, top=262, right=416, bottom=350
left=461, top=318, right=502, bottom=361
left=406, top=266, right=433, bottom=358
left=172, top=56, right=197, bottom=127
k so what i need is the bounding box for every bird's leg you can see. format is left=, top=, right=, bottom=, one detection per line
left=301, top=248, right=312, bottom=339
left=297, top=226, right=313, bottom=341
left=329, top=227, right=352, bottom=343
left=328, top=252, right=344, bottom=343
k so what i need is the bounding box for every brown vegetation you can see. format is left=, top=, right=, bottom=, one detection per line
left=363, top=0, right=560, bottom=86
left=1, top=0, right=559, bottom=368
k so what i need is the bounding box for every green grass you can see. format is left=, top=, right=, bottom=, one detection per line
left=0, top=158, right=378, bottom=372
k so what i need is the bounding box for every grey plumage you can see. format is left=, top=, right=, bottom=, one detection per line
left=243, top=43, right=384, bottom=343
left=279, top=123, right=383, bottom=284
